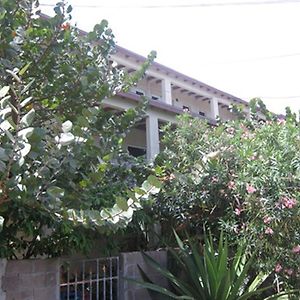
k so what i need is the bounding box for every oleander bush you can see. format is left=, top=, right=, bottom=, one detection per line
left=154, top=100, right=300, bottom=288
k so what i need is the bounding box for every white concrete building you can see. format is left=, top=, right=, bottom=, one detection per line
left=104, top=45, right=250, bottom=160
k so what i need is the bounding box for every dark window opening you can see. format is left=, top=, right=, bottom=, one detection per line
left=183, top=105, right=190, bottom=112
left=135, top=90, right=145, bottom=96
left=151, top=95, right=159, bottom=100
left=199, top=111, right=206, bottom=117
left=128, top=146, right=146, bottom=157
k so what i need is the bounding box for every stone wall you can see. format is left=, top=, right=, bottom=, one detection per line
left=0, top=250, right=168, bottom=300
left=0, top=259, right=7, bottom=300
left=119, top=250, right=168, bottom=300
left=1, top=258, right=60, bottom=300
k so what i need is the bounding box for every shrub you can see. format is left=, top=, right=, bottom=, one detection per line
left=154, top=101, right=300, bottom=283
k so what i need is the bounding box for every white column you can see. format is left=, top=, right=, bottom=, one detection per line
left=146, top=114, right=160, bottom=160
left=145, top=79, right=152, bottom=99
left=246, top=108, right=251, bottom=120
left=161, top=79, right=172, bottom=105
left=210, top=98, right=219, bottom=120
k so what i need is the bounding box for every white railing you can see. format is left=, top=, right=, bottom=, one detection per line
left=60, top=257, right=119, bottom=300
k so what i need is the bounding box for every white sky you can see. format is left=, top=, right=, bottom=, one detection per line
left=40, top=0, right=300, bottom=115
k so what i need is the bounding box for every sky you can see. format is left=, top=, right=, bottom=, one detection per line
left=39, top=0, right=300, bottom=115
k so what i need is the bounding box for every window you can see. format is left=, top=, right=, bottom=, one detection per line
left=128, top=146, right=146, bottom=157
left=135, top=90, right=145, bottom=96
left=151, top=95, right=160, bottom=101
left=182, top=105, right=190, bottom=112
left=199, top=111, right=206, bottom=117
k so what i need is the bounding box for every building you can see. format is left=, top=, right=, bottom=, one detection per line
left=102, top=45, right=250, bottom=160
left=38, top=12, right=250, bottom=161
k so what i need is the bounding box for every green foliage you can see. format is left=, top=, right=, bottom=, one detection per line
left=130, top=231, right=297, bottom=299
left=0, top=0, right=157, bottom=258
left=154, top=103, right=300, bottom=281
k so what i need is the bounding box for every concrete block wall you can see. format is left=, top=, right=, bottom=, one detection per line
left=1, top=258, right=60, bottom=300
left=119, top=251, right=168, bottom=300
left=0, top=259, right=7, bottom=300
left=0, top=251, right=168, bottom=300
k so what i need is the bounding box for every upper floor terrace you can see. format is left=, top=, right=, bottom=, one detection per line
left=111, top=45, right=250, bottom=124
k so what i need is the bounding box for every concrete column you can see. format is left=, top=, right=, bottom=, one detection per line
left=161, top=78, right=172, bottom=105
left=145, top=80, right=152, bottom=99
left=119, top=251, right=168, bottom=300
left=0, top=259, right=7, bottom=300
left=210, top=98, right=219, bottom=120
left=246, top=108, right=251, bottom=120
left=146, top=114, right=160, bottom=160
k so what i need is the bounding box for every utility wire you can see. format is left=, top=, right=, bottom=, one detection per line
left=199, top=52, right=300, bottom=66
left=261, top=95, right=300, bottom=99
left=40, top=0, right=300, bottom=9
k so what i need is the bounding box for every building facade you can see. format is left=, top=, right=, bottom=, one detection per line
left=104, top=45, right=250, bottom=160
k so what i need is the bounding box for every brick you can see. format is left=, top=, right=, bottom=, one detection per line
left=6, top=289, right=33, bottom=300
left=0, top=259, right=7, bottom=294
left=6, top=260, right=34, bottom=275
left=33, top=287, right=57, bottom=300
left=33, top=259, right=59, bottom=273
left=2, top=275, right=20, bottom=292
left=44, top=272, right=58, bottom=287
left=19, top=273, right=36, bottom=289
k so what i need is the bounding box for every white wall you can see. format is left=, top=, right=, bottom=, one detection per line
left=124, top=128, right=147, bottom=149
left=172, top=90, right=210, bottom=115
left=219, top=106, right=237, bottom=120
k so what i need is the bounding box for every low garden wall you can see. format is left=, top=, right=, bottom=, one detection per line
left=0, top=258, right=60, bottom=300
left=0, top=250, right=167, bottom=300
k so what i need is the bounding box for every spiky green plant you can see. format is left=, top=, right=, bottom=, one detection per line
left=128, top=231, right=298, bottom=300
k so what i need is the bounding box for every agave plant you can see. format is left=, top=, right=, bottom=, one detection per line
left=129, top=231, right=298, bottom=300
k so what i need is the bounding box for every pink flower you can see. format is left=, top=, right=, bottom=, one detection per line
left=228, top=181, right=236, bottom=190
left=169, top=173, right=176, bottom=180
left=283, top=197, right=297, bottom=209
left=246, top=184, right=256, bottom=194
left=263, top=216, right=271, bottom=224
left=227, top=127, right=235, bottom=134
left=211, top=176, right=218, bottom=183
left=285, top=268, right=293, bottom=276
left=292, top=245, right=300, bottom=254
left=277, top=118, right=286, bottom=125
left=275, top=263, right=283, bottom=273
left=265, top=227, right=274, bottom=235
left=61, top=22, right=70, bottom=30
left=234, top=207, right=242, bottom=216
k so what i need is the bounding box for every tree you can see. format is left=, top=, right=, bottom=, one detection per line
left=0, top=0, right=159, bottom=259
left=154, top=100, right=300, bottom=284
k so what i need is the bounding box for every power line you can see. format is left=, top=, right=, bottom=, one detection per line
left=199, top=52, right=300, bottom=66
left=261, top=95, right=300, bottom=99
left=39, top=0, right=300, bottom=9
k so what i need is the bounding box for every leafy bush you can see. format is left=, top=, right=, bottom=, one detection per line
left=154, top=101, right=300, bottom=281
left=0, top=0, right=157, bottom=258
